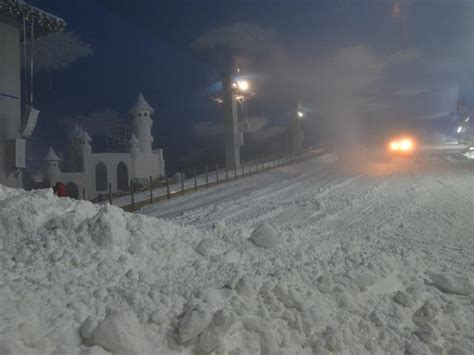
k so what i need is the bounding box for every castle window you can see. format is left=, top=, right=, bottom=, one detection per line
left=116, top=162, right=129, bottom=191
left=95, top=162, right=108, bottom=191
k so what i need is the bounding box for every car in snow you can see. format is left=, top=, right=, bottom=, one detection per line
left=387, top=136, right=416, bottom=157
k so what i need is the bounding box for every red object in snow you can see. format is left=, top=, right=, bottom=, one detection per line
left=55, top=182, right=67, bottom=197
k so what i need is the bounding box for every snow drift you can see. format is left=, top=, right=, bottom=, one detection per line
left=0, top=183, right=473, bottom=354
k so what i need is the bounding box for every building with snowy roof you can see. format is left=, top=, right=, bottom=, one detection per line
left=0, top=0, right=65, bottom=188
left=42, top=93, right=165, bottom=199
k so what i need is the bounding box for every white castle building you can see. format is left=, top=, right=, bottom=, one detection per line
left=43, top=93, right=165, bottom=199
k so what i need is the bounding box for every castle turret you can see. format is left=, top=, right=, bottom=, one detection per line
left=78, top=129, right=92, bottom=155
left=130, top=93, right=155, bottom=153
left=128, top=133, right=141, bottom=158
left=68, top=124, right=86, bottom=171
left=44, top=147, right=61, bottom=186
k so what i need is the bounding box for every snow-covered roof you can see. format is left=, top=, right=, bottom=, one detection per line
left=81, top=130, right=92, bottom=142
left=129, top=133, right=140, bottom=145
left=0, top=0, right=66, bottom=35
left=129, top=93, right=155, bottom=115
left=68, top=123, right=81, bottom=139
left=43, top=147, right=61, bottom=161
left=76, top=127, right=85, bottom=139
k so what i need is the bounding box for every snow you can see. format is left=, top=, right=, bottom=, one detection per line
left=249, top=222, right=282, bottom=248
left=1, top=153, right=474, bottom=354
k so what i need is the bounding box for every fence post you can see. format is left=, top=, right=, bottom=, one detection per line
left=181, top=172, right=185, bottom=194
left=130, top=180, right=135, bottom=209
left=249, top=160, right=252, bottom=175
left=225, top=165, right=229, bottom=182
left=216, top=163, right=219, bottom=184
left=234, top=163, right=237, bottom=180
left=205, top=165, right=209, bottom=188
left=82, top=187, right=86, bottom=200
left=241, top=161, right=245, bottom=177
left=166, top=176, right=170, bottom=199
left=149, top=176, right=153, bottom=204
left=194, top=168, right=198, bottom=191
left=108, top=183, right=113, bottom=205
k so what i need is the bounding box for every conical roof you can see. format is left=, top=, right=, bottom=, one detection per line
left=129, top=93, right=155, bottom=115
left=129, top=133, right=140, bottom=144
left=44, top=147, right=61, bottom=161
left=76, top=127, right=85, bottom=139
left=68, top=123, right=81, bottom=139
left=81, top=130, right=93, bottom=142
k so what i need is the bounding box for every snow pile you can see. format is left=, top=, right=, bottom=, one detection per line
left=249, top=222, right=282, bottom=248
left=1, top=184, right=473, bottom=354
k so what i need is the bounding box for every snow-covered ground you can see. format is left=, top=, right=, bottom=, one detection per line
left=1, top=153, right=473, bottom=354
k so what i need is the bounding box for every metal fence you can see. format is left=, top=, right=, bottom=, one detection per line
left=97, top=147, right=326, bottom=212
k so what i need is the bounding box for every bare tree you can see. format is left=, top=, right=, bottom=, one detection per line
left=191, top=22, right=284, bottom=71
left=24, top=31, right=93, bottom=72
left=192, top=22, right=280, bottom=53
left=22, top=31, right=93, bottom=91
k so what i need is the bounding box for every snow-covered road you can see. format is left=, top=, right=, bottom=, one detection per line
left=142, top=153, right=474, bottom=248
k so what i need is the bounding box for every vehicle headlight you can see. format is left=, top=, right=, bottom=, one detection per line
left=400, top=139, right=413, bottom=151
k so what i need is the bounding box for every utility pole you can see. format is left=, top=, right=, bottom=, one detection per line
left=222, top=71, right=241, bottom=171
left=290, top=103, right=303, bottom=155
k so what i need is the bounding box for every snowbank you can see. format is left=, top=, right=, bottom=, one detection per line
left=0, top=184, right=473, bottom=354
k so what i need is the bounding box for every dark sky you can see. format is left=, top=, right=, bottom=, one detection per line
left=31, top=0, right=474, bottom=168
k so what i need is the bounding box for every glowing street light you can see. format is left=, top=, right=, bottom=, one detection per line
left=297, top=110, right=304, bottom=118
left=237, top=80, right=250, bottom=92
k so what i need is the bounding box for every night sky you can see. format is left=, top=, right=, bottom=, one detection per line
left=31, top=0, right=474, bottom=171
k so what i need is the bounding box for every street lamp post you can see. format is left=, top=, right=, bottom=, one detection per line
left=222, top=72, right=241, bottom=171
left=291, top=106, right=304, bottom=155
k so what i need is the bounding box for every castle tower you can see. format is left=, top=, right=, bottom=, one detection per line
left=78, top=129, right=93, bottom=156
left=128, top=133, right=141, bottom=158
left=68, top=124, right=86, bottom=171
left=130, top=93, right=154, bottom=153
left=44, top=147, right=61, bottom=186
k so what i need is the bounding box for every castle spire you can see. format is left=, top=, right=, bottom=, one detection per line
left=130, top=93, right=155, bottom=153
left=129, top=92, right=155, bottom=115
left=43, top=147, right=61, bottom=161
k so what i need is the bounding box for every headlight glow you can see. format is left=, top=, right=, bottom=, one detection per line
left=400, top=138, right=413, bottom=151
